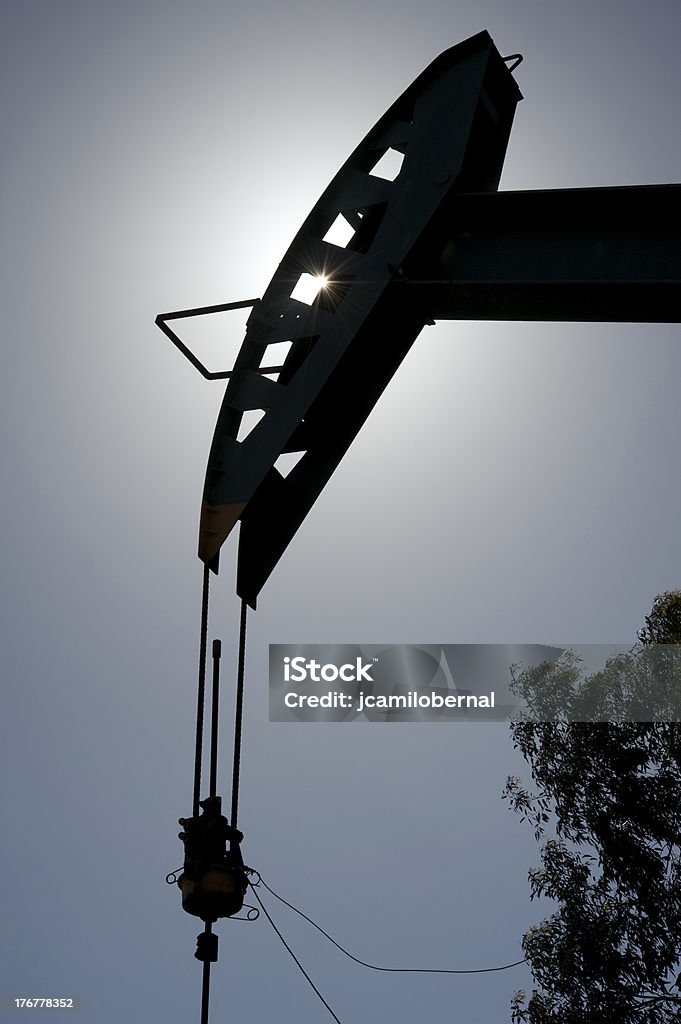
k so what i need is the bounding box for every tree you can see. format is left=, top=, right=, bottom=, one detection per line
left=506, top=593, right=681, bottom=1024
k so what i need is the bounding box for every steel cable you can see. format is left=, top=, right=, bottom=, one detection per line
left=230, top=598, right=248, bottom=830
left=193, top=564, right=210, bottom=819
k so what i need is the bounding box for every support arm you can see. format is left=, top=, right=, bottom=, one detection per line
left=400, top=184, right=681, bottom=322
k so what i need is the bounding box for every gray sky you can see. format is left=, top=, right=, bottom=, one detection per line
left=2, top=1, right=680, bottom=1022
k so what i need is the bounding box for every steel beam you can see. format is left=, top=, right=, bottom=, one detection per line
left=398, top=184, right=681, bottom=322
left=156, top=31, right=680, bottom=607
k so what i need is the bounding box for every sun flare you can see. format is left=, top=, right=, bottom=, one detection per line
left=290, top=272, right=330, bottom=305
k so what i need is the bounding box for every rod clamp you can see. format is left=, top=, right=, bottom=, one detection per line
left=176, top=796, right=248, bottom=922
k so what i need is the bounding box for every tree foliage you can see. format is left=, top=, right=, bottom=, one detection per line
left=506, top=593, right=681, bottom=1024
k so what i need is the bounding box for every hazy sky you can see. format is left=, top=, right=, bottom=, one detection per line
left=2, top=1, right=681, bottom=1022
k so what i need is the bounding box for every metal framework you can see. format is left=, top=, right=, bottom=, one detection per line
left=156, top=29, right=680, bottom=610
left=156, top=29, right=681, bottom=1024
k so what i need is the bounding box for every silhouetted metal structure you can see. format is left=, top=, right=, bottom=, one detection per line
left=156, top=30, right=680, bottom=1022
left=158, top=31, right=679, bottom=608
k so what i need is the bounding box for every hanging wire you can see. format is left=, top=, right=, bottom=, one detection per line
left=230, top=598, right=248, bottom=829
left=249, top=872, right=527, bottom=975
left=193, top=564, right=211, bottom=819
left=249, top=883, right=345, bottom=1024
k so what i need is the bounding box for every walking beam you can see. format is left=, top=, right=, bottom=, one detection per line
left=400, top=184, right=681, bottom=323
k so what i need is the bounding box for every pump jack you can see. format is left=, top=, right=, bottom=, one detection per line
left=156, top=29, right=680, bottom=1024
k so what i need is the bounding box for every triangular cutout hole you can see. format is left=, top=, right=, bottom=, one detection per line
left=274, top=451, right=306, bottom=478
left=323, top=214, right=356, bottom=248
left=237, top=409, right=266, bottom=443
left=369, top=147, right=404, bottom=181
